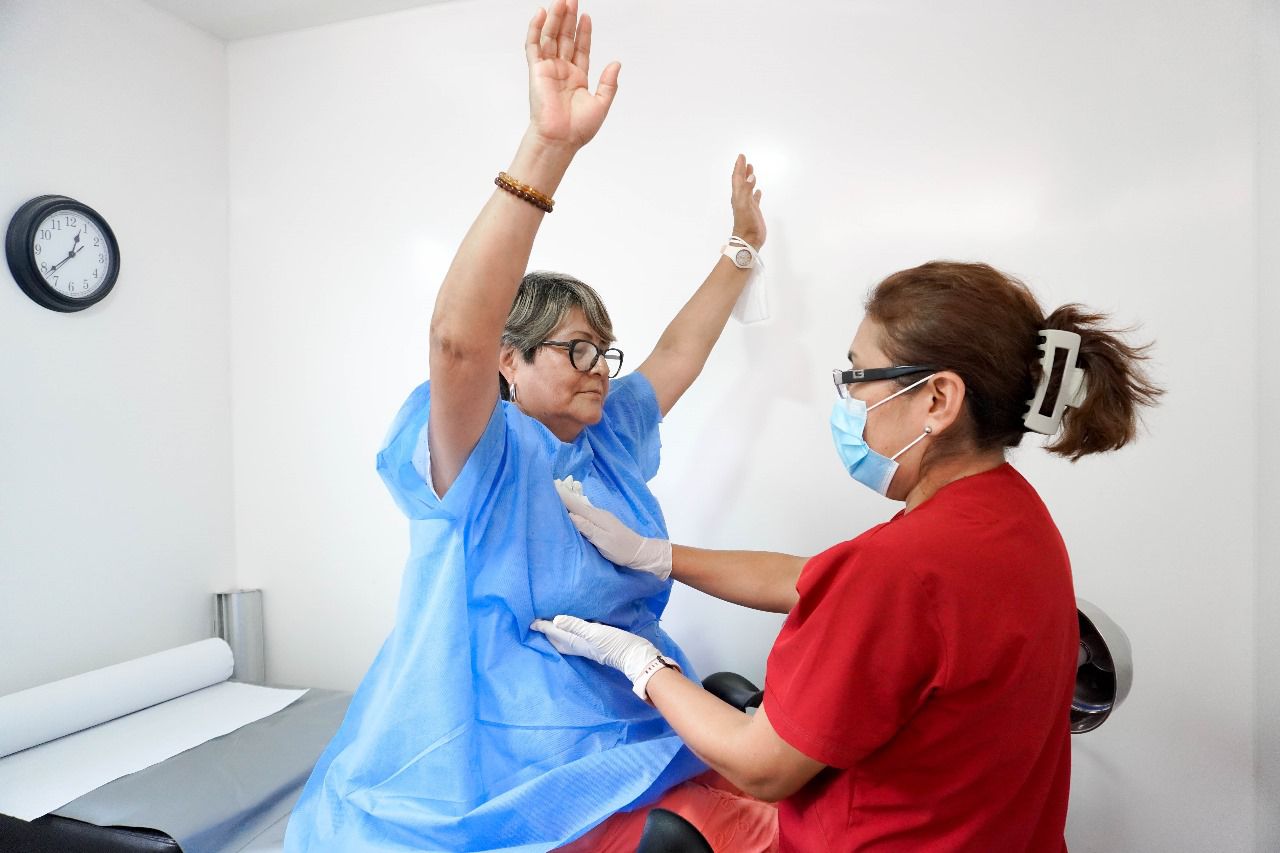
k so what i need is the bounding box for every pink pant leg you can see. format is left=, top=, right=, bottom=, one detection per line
left=556, top=771, right=779, bottom=853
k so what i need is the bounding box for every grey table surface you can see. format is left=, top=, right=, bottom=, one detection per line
left=50, top=686, right=351, bottom=853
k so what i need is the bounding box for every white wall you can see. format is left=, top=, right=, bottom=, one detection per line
left=228, top=1, right=1263, bottom=849
left=0, top=0, right=233, bottom=694
left=1256, top=0, right=1280, bottom=846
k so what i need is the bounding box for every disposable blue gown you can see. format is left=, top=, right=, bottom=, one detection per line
left=285, top=372, right=705, bottom=852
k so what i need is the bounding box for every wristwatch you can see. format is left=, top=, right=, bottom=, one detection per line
left=632, top=654, right=682, bottom=700
left=722, top=236, right=759, bottom=270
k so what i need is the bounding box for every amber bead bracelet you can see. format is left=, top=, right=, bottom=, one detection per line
left=495, top=172, right=554, bottom=213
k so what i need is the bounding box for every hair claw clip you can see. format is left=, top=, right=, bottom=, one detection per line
left=1023, top=329, right=1088, bottom=435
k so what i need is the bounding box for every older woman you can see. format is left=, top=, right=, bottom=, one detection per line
left=540, top=261, right=1162, bottom=851
left=285, top=1, right=775, bottom=851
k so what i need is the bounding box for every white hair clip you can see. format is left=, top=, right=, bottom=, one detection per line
left=1023, top=329, right=1089, bottom=436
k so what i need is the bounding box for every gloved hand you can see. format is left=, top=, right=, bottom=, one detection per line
left=554, top=477, right=673, bottom=580
left=531, top=614, right=676, bottom=699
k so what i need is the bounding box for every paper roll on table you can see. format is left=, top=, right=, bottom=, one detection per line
left=215, top=589, right=266, bottom=684
left=0, top=639, right=305, bottom=822
left=0, top=638, right=233, bottom=760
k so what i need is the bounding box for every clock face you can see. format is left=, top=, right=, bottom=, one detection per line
left=32, top=209, right=113, bottom=300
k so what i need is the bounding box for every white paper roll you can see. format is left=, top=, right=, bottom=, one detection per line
left=0, top=638, right=233, bottom=759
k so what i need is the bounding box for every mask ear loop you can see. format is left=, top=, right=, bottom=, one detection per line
left=867, top=373, right=937, bottom=412
left=866, top=373, right=938, bottom=462
left=891, top=425, right=933, bottom=461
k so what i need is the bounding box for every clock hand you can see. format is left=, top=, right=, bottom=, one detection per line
left=49, top=233, right=80, bottom=268
left=48, top=243, right=84, bottom=273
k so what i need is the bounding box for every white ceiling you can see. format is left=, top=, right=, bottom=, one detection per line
left=141, top=0, right=454, bottom=41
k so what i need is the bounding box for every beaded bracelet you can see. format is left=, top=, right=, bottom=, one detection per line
left=495, top=172, right=554, bottom=213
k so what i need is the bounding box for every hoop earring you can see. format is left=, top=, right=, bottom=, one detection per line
left=510, top=382, right=518, bottom=402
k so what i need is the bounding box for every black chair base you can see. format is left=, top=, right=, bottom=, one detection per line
left=635, top=808, right=713, bottom=853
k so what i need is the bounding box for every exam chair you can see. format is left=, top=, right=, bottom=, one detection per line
left=633, top=597, right=1133, bottom=853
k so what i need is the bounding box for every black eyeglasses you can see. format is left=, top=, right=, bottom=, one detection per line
left=542, top=339, right=625, bottom=378
left=832, top=365, right=937, bottom=399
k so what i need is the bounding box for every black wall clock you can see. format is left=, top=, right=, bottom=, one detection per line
left=6, top=195, right=120, bottom=312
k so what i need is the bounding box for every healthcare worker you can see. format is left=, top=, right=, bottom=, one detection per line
left=536, top=261, right=1163, bottom=851
left=285, top=1, right=779, bottom=851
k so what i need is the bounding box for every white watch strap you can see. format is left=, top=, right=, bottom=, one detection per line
left=632, top=655, right=681, bottom=700
left=721, top=235, right=759, bottom=269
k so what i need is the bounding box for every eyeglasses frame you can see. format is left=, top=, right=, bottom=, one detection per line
left=832, top=365, right=938, bottom=398
left=541, top=339, right=625, bottom=378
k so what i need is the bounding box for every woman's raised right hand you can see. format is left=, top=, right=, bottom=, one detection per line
left=525, top=0, right=620, bottom=151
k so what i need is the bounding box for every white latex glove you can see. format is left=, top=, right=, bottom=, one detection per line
left=531, top=615, right=676, bottom=699
left=553, top=477, right=673, bottom=580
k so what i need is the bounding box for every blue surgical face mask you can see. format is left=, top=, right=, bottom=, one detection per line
left=830, top=374, right=936, bottom=497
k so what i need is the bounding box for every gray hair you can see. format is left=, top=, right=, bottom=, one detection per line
left=499, top=271, right=615, bottom=401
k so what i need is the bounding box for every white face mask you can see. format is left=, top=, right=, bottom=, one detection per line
left=829, top=374, right=935, bottom=496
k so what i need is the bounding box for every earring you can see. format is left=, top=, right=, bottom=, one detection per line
left=923, top=425, right=933, bottom=434
left=510, top=382, right=518, bottom=402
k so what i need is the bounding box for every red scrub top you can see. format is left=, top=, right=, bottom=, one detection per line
left=764, top=464, right=1077, bottom=852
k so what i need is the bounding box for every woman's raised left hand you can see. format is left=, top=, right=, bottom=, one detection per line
left=731, top=154, right=766, bottom=250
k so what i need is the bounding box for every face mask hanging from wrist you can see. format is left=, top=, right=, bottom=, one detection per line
left=830, top=374, right=935, bottom=496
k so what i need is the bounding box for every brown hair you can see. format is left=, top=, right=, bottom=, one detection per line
left=865, top=261, right=1163, bottom=462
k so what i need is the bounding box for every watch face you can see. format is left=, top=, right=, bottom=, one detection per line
left=734, top=248, right=752, bottom=267
left=33, top=209, right=112, bottom=300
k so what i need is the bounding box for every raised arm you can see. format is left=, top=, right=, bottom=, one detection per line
left=636, top=156, right=767, bottom=416
left=428, top=0, right=620, bottom=495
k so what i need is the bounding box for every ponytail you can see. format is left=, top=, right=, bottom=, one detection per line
left=1041, top=304, right=1164, bottom=462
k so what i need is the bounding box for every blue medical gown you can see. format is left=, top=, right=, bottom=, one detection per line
left=285, top=372, right=705, bottom=852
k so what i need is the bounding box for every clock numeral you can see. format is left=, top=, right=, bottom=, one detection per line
left=40, top=261, right=48, bottom=273
left=67, top=216, right=77, bottom=226
left=93, top=237, right=100, bottom=247
left=40, top=230, right=51, bottom=240
left=98, top=253, right=106, bottom=263
left=51, top=275, right=58, bottom=286
left=93, top=269, right=100, bottom=279
left=33, top=244, right=41, bottom=255
left=51, top=219, right=62, bottom=231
